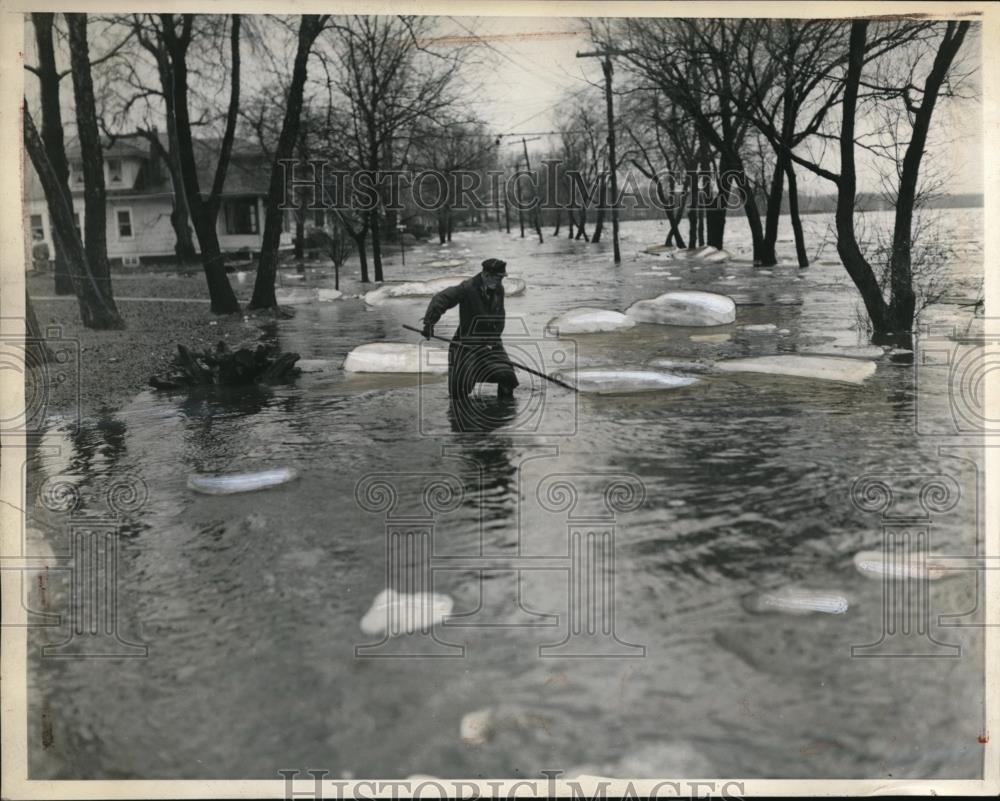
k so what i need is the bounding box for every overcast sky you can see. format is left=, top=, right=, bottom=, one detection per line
left=23, top=13, right=984, bottom=198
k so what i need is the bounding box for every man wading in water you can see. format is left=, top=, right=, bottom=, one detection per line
left=421, top=258, right=519, bottom=400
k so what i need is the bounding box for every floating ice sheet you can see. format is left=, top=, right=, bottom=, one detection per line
left=715, top=355, right=876, bottom=384
left=343, top=342, right=448, bottom=374
left=547, top=307, right=636, bottom=334
left=187, top=467, right=299, bottom=495
left=364, top=276, right=526, bottom=305
left=626, top=290, right=736, bottom=326
left=359, top=588, right=454, bottom=636
left=573, top=369, right=698, bottom=394
left=854, top=550, right=958, bottom=580
left=743, top=587, right=850, bottom=615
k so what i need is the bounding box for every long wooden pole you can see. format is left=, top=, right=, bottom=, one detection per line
left=402, top=325, right=578, bottom=392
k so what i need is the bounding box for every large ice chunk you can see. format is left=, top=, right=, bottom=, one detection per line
left=626, top=291, right=736, bottom=326
left=187, top=467, right=298, bottom=495
left=547, top=307, right=636, bottom=334
left=573, top=369, right=698, bottom=394
left=715, top=354, right=876, bottom=384
left=342, top=342, right=448, bottom=374
left=364, top=276, right=525, bottom=305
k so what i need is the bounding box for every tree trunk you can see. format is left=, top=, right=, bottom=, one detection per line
left=32, top=13, right=74, bottom=295
left=24, top=107, right=123, bottom=329
left=370, top=210, right=384, bottom=281
left=355, top=233, right=369, bottom=283
left=784, top=161, right=809, bottom=268
left=162, top=13, right=241, bottom=314
left=553, top=209, right=561, bottom=237
left=66, top=14, right=115, bottom=303
left=835, top=22, right=890, bottom=335
left=885, top=20, right=969, bottom=334
left=592, top=173, right=606, bottom=244
left=761, top=154, right=785, bottom=266
left=250, top=14, right=325, bottom=309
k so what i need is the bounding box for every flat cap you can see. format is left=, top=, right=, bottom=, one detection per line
left=481, top=258, right=507, bottom=274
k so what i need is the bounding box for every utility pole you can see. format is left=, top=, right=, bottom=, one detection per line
left=577, top=48, right=628, bottom=263
left=521, top=137, right=544, bottom=243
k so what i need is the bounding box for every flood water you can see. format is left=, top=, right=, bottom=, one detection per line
left=24, top=209, right=987, bottom=780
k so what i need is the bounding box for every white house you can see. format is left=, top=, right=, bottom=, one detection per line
left=23, top=135, right=292, bottom=267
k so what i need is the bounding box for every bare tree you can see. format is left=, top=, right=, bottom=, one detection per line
left=23, top=106, right=123, bottom=329
left=249, top=14, right=330, bottom=309
left=158, top=13, right=242, bottom=313
left=25, top=13, right=75, bottom=294
left=66, top=14, right=115, bottom=304
left=319, top=16, right=466, bottom=281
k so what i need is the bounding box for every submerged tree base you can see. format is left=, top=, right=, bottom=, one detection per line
left=149, top=341, right=300, bottom=389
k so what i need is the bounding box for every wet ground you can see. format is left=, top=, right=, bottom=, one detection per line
left=23, top=209, right=987, bottom=780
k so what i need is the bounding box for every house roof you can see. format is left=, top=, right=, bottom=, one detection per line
left=23, top=134, right=271, bottom=202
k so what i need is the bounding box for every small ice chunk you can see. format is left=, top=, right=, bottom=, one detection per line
left=364, top=276, right=526, bottom=305
left=802, top=344, right=884, bottom=360
left=187, top=467, right=298, bottom=495
left=642, top=244, right=672, bottom=254
left=743, top=587, right=849, bottom=615
left=573, top=369, right=698, bottom=394
left=424, top=258, right=466, bottom=268
left=343, top=342, right=448, bottom=374
left=854, top=550, right=957, bottom=580
left=715, top=355, right=876, bottom=384
left=275, top=287, right=316, bottom=305
left=359, top=588, right=454, bottom=636
left=460, top=708, right=494, bottom=746
left=548, top=308, right=636, bottom=334
left=316, top=288, right=343, bottom=302
left=778, top=328, right=791, bottom=335
left=689, top=333, right=731, bottom=343
left=647, top=357, right=716, bottom=374
left=741, top=324, right=778, bottom=333
left=626, top=291, right=736, bottom=326
left=757, top=269, right=773, bottom=276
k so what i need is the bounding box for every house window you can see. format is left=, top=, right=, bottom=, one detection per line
left=29, top=213, right=45, bottom=240
left=107, top=158, right=122, bottom=184
left=224, top=198, right=259, bottom=235
left=116, top=209, right=133, bottom=239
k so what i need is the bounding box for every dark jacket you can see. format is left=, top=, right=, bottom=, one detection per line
left=423, top=274, right=518, bottom=395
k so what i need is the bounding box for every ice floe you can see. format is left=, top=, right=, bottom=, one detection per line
left=714, top=355, right=876, bottom=384
left=187, top=467, right=299, bottom=495
left=424, top=258, right=466, bottom=268
left=802, top=344, right=885, bottom=360
left=359, top=588, right=454, bottom=636
left=342, top=342, right=448, bottom=374
left=647, top=357, right=716, bottom=374
left=547, top=308, right=636, bottom=334
left=573, top=369, right=698, bottom=394
left=625, top=290, right=736, bottom=326
left=316, top=288, right=343, bottom=302
left=741, top=323, right=779, bottom=333
left=364, top=276, right=526, bottom=305
left=853, top=550, right=958, bottom=581
left=743, top=587, right=850, bottom=615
